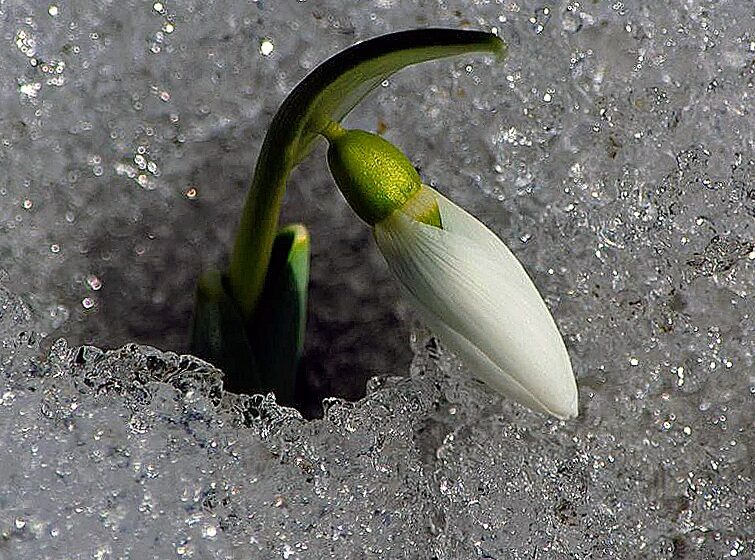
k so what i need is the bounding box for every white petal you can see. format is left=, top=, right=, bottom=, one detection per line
left=374, top=192, right=577, bottom=419
left=434, top=187, right=533, bottom=292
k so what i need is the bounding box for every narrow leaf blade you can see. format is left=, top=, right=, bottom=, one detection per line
left=248, top=225, right=310, bottom=405
left=189, top=269, right=262, bottom=394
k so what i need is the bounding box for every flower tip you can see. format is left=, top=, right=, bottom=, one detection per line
left=537, top=361, right=578, bottom=420
left=550, top=390, right=579, bottom=421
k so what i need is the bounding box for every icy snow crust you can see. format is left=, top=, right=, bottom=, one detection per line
left=0, top=0, right=753, bottom=558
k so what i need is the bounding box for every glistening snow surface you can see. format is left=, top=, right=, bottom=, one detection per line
left=1, top=1, right=753, bottom=559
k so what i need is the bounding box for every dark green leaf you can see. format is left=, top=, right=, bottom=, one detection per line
left=247, top=224, right=310, bottom=405
left=189, top=269, right=262, bottom=394
left=190, top=227, right=310, bottom=403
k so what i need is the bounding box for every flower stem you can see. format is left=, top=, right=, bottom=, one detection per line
left=226, top=29, right=506, bottom=321
left=321, top=120, right=347, bottom=142
left=228, top=140, right=289, bottom=320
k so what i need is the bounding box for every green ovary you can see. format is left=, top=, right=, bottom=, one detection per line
left=325, top=126, right=422, bottom=225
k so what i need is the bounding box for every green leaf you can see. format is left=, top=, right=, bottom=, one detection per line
left=228, top=28, right=507, bottom=320
left=247, top=224, right=310, bottom=405
left=190, top=227, right=310, bottom=403
left=189, top=269, right=262, bottom=394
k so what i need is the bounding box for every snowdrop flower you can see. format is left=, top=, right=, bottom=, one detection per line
left=325, top=124, right=578, bottom=419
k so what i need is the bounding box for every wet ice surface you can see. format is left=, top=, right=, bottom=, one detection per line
left=1, top=0, right=753, bottom=558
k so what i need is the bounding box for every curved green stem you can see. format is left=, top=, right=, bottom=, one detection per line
left=227, top=28, right=506, bottom=320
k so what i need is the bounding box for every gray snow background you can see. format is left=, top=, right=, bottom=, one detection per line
left=0, top=0, right=753, bottom=558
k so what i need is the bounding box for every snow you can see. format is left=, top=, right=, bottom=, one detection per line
left=0, top=1, right=752, bottom=558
